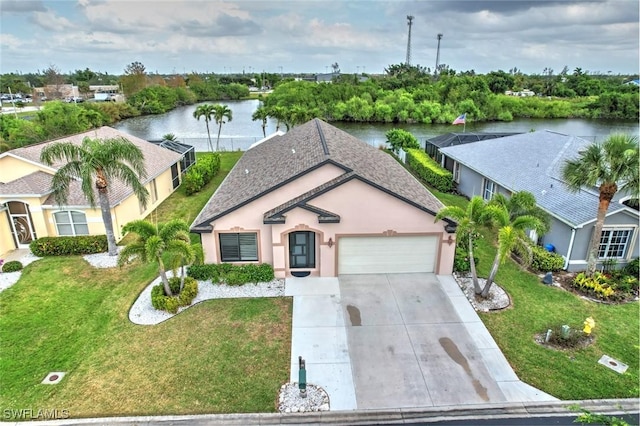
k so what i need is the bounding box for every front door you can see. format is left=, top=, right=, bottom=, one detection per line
left=8, top=201, right=36, bottom=248
left=289, top=231, right=315, bottom=269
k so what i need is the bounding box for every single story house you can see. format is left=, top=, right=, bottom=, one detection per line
left=191, top=119, right=457, bottom=278
left=425, top=132, right=521, bottom=173
left=439, top=130, right=639, bottom=272
left=0, top=127, right=184, bottom=256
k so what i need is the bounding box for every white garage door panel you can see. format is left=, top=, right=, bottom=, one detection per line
left=338, top=236, right=437, bottom=274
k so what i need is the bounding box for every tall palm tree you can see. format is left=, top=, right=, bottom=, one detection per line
left=212, top=104, right=233, bottom=151
left=252, top=105, right=269, bottom=138
left=193, top=104, right=216, bottom=152
left=435, top=196, right=490, bottom=295
left=562, top=134, right=639, bottom=276
left=40, top=136, right=149, bottom=256
left=268, top=105, right=286, bottom=132
left=481, top=203, right=543, bottom=297
left=118, top=219, right=194, bottom=296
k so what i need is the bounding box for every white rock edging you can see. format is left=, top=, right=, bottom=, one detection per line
left=0, top=252, right=42, bottom=293
left=278, top=383, right=330, bottom=413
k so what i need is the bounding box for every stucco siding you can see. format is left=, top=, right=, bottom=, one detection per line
left=540, top=216, right=574, bottom=261
left=0, top=156, right=51, bottom=182
left=0, top=208, right=15, bottom=256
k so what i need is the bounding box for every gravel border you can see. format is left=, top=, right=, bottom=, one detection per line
left=277, top=383, right=330, bottom=413
left=453, top=272, right=511, bottom=311
left=0, top=252, right=42, bottom=293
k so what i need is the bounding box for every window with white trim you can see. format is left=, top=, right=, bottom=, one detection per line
left=598, top=228, right=633, bottom=259
left=150, top=179, right=158, bottom=204
left=483, top=179, right=496, bottom=200
left=219, top=233, right=258, bottom=262
left=453, top=161, right=461, bottom=183
left=54, top=211, right=89, bottom=236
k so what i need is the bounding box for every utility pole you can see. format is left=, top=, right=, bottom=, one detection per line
left=405, top=15, right=414, bottom=66
left=435, top=33, right=443, bottom=78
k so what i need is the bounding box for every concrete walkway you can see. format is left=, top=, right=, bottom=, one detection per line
left=287, top=273, right=555, bottom=411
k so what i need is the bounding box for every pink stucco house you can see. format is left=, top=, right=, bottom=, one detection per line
left=190, top=119, right=457, bottom=278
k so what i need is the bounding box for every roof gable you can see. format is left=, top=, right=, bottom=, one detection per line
left=191, top=119, right=446, bottom=231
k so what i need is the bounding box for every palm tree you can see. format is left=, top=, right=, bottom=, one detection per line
left=40, top=136, right=149, bottom=256
left=268, top=105, right=286, bottom=132
left=118, top=219, right=194, bottom=296
left=212, top=104, right=233, bottom=151
left=490, top=191, right=550, bottom=237
left=562, top=134, right=639, bottom=276
left=481, top=203, right=543, bottom=297
left=162, top=133, right=178, bottom=142
left=252, top=105, right=269, bottom=138
left=193, top=104, right=216, bottom=152
left=435, top=196, right=490, bottom=295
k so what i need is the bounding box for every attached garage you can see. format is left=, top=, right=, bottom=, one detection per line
left=338, top=235, right=438, bottom=275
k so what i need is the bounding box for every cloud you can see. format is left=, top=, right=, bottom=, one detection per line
left=30, top=10, right=75, bottom=31
left=0, top=0, right=46, bottom=13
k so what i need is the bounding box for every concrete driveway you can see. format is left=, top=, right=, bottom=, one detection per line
left=287, top=273, right=555, bottom=411
left=339, top=273, right=555, bottom=409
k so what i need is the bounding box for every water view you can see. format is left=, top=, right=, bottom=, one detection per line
left=114, top=99, right=640, bottom=152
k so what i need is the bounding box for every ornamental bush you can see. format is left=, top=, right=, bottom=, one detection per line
left=405, top=148, right=453, bottom=192
left=453, top=247, right=479, bottom=273
left=530, top=246, right=565, bottom=272
left=187, top=263, right=275, bottom=285
left=184, top=153, right=221, bottom=195
left=29, top=235, right=108, bottom=256
left=151, top=276, right=198, bottom=314
left=2, top=260, right=23, bottom=273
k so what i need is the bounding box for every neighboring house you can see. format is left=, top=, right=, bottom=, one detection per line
left=0, top=127, right=184, bottom=256
left=440, top=130, right=639, bottom=272
left=191, top=119, right=457, bottom=278
left=425, top=132, right=521, bottom=173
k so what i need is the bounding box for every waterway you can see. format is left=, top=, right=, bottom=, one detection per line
left=114, top=99, right=640, bottom=152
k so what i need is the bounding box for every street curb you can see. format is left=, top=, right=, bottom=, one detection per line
left=6, top=398, right=638, bottom=425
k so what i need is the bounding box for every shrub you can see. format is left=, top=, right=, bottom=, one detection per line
left=531, top=246, right=565, bottom=272
left=187, top=263, right=275, bottom=285
left=453, top=247, right=478, bottom=273
left=184, top=153, right=221, bottom=195
left=385, top=128, right=420, bottom=153
left=405, top=148, right=453, bottom=192
left=151, top=277, right=199, bottom=314
left=2, top=260, right=23, bottom=273
left=30, top=235, right=108, bottom=256
left=572, top=272, right=615, bottom=299
left=623, top=258, right=639, bottom=277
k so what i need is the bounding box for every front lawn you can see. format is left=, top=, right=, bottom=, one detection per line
left=0, top=257, right=292, bottom=418
left=0, top=151, right=294, bottom=419
left=431, top=193, right=639, bottom=400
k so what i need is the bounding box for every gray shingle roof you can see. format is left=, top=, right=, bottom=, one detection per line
left=3, top=127, right=182, bottom=207
left=0, top=171, right=53, bottom=196
left=192, top=119, right=446, bottom=231
left=440, top=130, right=632, bottom=227
left=426, top=132, right=521, bottom=148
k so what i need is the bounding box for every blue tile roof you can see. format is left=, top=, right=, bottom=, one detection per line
left=440, top=130, right=632, bottom=227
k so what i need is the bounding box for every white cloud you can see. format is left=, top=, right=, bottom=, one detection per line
left=31, top=10, right=75, bottom=31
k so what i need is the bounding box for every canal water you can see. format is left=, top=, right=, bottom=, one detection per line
left=114, top=99, right=640, bottom=152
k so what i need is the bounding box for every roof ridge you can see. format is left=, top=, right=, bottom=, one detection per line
left=314, top=119, right=330, bottom=156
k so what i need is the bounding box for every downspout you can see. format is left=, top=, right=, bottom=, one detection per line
left=563, top=228, right=576, bottom=270
left=441, top=153, right=445, bottom=168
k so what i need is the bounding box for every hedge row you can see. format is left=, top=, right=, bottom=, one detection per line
left=188, top=263, right=275, bottom=285
left=184, top=153, right=221, bottom=195
left=30, top=235, right=108, bottom=256
left=405, top=148, right=453, bottom=192
left=530, top=246, right=565, bottom=272
left=151, top=277, right=199, bottom=314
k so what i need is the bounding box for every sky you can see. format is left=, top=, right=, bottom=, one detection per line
left=1, top=0, right=638, bottom=77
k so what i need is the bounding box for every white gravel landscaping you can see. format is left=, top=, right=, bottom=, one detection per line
left=0, top=252, right=42, bottom=293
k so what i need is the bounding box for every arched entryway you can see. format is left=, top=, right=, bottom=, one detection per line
left=7, top=201, right=36, bottom=248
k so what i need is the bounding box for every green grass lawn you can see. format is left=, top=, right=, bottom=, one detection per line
left=0, top=151, right=295, bottom=418
left=430, top=193, right=639, bottom=400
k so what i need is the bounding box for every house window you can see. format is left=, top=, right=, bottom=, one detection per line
left=171, top=163, right=180, bottom=189
left=598, top=228, right=633, bottom=259
left=483, top=179, right=496, bottom=200
left=219, top=233, right=258, bottom=262
left=453, top=161, right=461, bottom=183
left=150, top=179, right=158, bottom=204
left=54, top=211, right=89, bottom=236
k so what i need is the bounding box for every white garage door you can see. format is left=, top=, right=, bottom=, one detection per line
left=338, top=235, right=438, bottom=274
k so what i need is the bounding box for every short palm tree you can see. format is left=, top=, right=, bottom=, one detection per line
left=252, top=105, right=269, bottom=138
left=193, top=104, right=216, bottom=152
left=562, top=134, right=639, bottom=276
left=118, top=219, right=194, bottom=296
left=435, top=196, right=490, bottom=295
left=40, top=136, right=149, bottom=256
left=212, top=104, right=233, bottom=151
left=481, top=203, right=543, bottom=297
left=268, top=105, right=286, bottom=132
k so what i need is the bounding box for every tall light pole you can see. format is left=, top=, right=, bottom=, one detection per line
left=435, top=33, right=443, bottom=78
left=405, top=15, right=414, bottom=66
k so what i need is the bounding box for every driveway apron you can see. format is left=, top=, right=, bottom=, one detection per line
left=339, top=273, right=550, bottom=409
